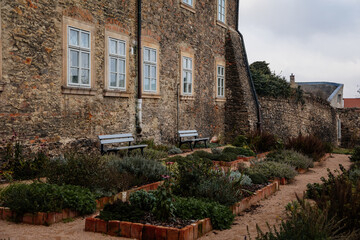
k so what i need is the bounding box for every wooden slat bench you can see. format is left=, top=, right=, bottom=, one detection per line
left=98, top=133, right=147, bottom=155
left=178, top=130, right=209, bottom=151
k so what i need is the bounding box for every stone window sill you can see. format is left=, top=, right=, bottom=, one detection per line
left=216, top=20, right=228, bottom=29
left=103, top=90, right=131, bottom=98
left=215, top=97, right=226, bottom=102
left=180, top=2, right=196, bottom=13
left=0, top=83, right=5, bottom=92
left=142, top=93, right=161, bottom=99
left=61, top=86, right=96, bottom=96
left=180, top=95, right=195, bottom=101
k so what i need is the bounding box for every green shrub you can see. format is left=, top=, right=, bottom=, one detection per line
left=246, top=131, right=279, bottom=153
left=192, top=150, right=218, bottom=160
left=265, top=150, right=314, bottom=169
left=249, top=161, right=297, bottom=180
left=228, top=171, right=253, bottom=186
left=168, top=147, right=182, bottom=155
left=211, top=148, right=223, bottom=155
left=286, top=135, right=326, bottom=161
left=233, top=135, right=248, bottom=148
left=244, top=168, right=269, bottom=184
left=131, top=148, right=168, bottom=160
left=0, top=183, right=96, bottom=216
left=98, top=200, right=144, bottom=222
left=138, top=139, right=170, bottom=152
left=222, top=147, right=255, bottom=157
left=129, top=190, right=156, bottom=212
left=173, top=197, right=234, bottom=230
left=350, top=146, right=360, bottom=162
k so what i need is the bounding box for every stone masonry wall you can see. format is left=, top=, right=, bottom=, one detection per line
left=260, top=96, right=338, bottom=144
left=0, top=0, right=255, bottom=154
left=338, top=108, right=360, bottom=148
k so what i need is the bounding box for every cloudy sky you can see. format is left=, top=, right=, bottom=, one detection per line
left=239, top=0, right=360, bottom=98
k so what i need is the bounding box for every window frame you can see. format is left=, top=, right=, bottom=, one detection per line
left=108, top=37, right=127, bottom=91
left=67, top=26, right=91, bottom=88
left=180, top=0, right=196, bottom=13
left=182, top=56, right=193, bottom=95
left=216, top=65, right=225, bottom=98
left=216, top=0, right=227, bottom=27
left=182, top=0, right=194, bottom=7
left=143, top=46, right=158, bottom=93
left=180, top=49, right=195, bottom=99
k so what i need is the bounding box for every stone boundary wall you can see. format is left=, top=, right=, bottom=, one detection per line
left=338, top=108, right=360, bottom=148
left=259, top=96, right=338, bottom=144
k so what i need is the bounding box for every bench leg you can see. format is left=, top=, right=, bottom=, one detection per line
left=189, top=142, right=193, bottom=151
left=204, top=140, right=207, bottom=148
left=141, top=148, right=144, bottom=156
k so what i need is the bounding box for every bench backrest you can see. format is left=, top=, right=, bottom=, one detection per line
left=178, top=130, right=198, bottom=138
left=98, top=133, right=134, bottom=145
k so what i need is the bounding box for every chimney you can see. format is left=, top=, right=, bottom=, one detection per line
left=290, top=73, right=296, bottom=87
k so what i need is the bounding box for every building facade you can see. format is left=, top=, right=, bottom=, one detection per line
left=0, top=0, right=258, bottom=152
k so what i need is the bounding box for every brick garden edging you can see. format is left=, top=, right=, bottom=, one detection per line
left=230, top=181, right=279, bottom=215
left=85, top=217, right=213, bottom=240
left=0, top=207, right=79, bottom=225
left=213, top=152, right=271, bottom=171
left=96, top=181, right=164, bottom=209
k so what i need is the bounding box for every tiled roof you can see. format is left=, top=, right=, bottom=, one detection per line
left=344, top=98, right=360, bottom=108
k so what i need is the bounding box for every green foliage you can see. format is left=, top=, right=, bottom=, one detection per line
left=265, top=150, right=314, bottom=169
left=168, top=147, right=182, bottom=155
left=350, top=146, right=360, bottom=162
left=222, top=147, right=255, bottom=157
left=332, top=148, right=353, bottom=155
left=286, top=134, right=326, bottom=161
left=138, top=139, right=170, bottom=152
left=98, top=200, right=144, bottom=222
left=248, top=161, right=297, bottom=180
left=232, top=135, right=248, bottom=148
left=173, top=197, right=234, bottom=230
left=129, top=190, right=156, bottom=212
left=211, top=148, right=223, bottom=155
left=192, top=149, right=239, bottom=162
left=244, top=169, right=269, bottom=185
left=246, top=131, right=279, bottom=153
left=153, top=181, right=175, bottom=221
left=0, top=183, right=96, bottom=216
left=131, top=148, right=168, bottom=160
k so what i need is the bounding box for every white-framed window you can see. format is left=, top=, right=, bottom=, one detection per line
left=182, top=57, right=193, bottom=95
left=68, top=27, right=91, bottom=87
left=183, top=0, right=193, bottom=7
left=218, top=0, right=226, bottom=23
left=217, top=65, right=225, bottom=97
left=143, top=47, right=157, bottom=92
left=108, top=37, right=126, bottom=90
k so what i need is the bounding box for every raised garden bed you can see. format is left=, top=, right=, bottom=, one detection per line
left=230, top=181, right=279, bottom=215
left=0, top=207, right=79, bottom=225
left=96, top=181, right=163, bottom=209
left=85, top=217, right=213, bottom=240
left=213, top=152, right=270, bottom=171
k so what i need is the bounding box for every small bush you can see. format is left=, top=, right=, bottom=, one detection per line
left=0, top=183, right=96, bottom=216
left=129, top=190, right=156, bottom=212
left=98, top=200, right=144, bottom=222
left=173, top=197, right=234, bottom=230
left=249, top=161, right=297, bottom=180
left=246, top=131, right=278, bottom=153
left=244, top=169, right=269, bottom=184
left=168, top=147, right=182, bottom=155
left=138, top=139, right=170, bottom=152
left=350, top=146, right=360, bottom=163
left=211, top=148, right=223, bottom=155
left=265, top=150, right=314, bottom=169
left=233, top=135, right=248, bottom=148
left=222, top=147, right=255, bottom=157
left=286, top=135, right=326, bottom=161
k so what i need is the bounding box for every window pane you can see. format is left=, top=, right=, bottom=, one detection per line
left=150, top=50, right=156, bottom=62
left=144, top=49, right=150, bottom=61
left=69, top=29, right=79, bottom=46
left=151, top=78, right=156, bottom=91
left=70, top=68, right=79, bottom=83
left=81, top=69, right=89, bottom=84
left=144, top=77, right=150, bottom=90
left=110, top=58, right=117, bottom=72
left=81, top=32, right=90, bottom=48
left=188, top=83, right=192, bottom=94
left=70, top=50, right=79, bottom=67
left=119, top=74, right=125, bottom=88
left=187, top=72, right=192, bottom=83
left=189, top=59, right=192, bottom=69
left=183, top=58, right=186, bottom=69
left=145, top=65, right=150, bottom=78
left=183, top=83, right=187, bottom=93
left=221, top=67, right=224, bottom=76
left=119, top=42, right=126, bottom=56
left=110, top=73, right=117, bottom=87
left=183, top=71, right=188, bottom=83
left=81, top=52, right=89, bottom=69
left=151, top=66, right=156, bottom=78
left=119, top=60, right=125, bottom=74
left=110, top=39, right=117, bottom=55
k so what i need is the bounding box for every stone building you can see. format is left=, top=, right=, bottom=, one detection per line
left=0, top=0, right=259, bottom=152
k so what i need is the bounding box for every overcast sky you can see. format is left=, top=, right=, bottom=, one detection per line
left=239, top=0, right=360, bottom=98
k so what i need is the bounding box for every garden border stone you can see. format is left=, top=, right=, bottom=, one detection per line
left=213, top=152, right=271, bottom=171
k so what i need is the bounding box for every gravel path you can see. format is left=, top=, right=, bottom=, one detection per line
left=0, top=154, right=351, bottom=240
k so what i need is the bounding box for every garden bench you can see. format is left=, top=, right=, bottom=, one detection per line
left=98, top=133, right=147, bottom=155
left=178, top=130, right=209, bottom=151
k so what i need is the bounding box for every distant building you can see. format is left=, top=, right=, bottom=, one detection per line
left=290, top=74, right=344, bottom=108
left=344, top=98, right=360, bottom=108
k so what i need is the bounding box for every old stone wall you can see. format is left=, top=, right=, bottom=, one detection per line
left=259, top=96, right=338, bottom=144
left=338, top=108, right=360, bottom=148
left=0, top=0, right=255, bottom=154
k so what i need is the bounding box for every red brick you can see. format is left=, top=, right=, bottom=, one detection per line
left=204, top=218, right=213, bottom=233
left=280, top=178, right=287, bottom=185
left=154, top=226, right=167, bottom=240
left=191, top=223, right=198, bottom=240
left=69, top=210, right=78, bottom=218
left=131, top=223, right=143, bottom=239
left=23, top=213, right=34, bottom=224
left=85, top=218, right=96, bottom=232
left=179, top=225, right=192, bottom=240
left=55, top=212, right=63, bottom=223
left=167, top=227, right=180, bottom=240
left=62, top=209, right=69, bottom=219
left=96, top=219, right=108, bottom=233
left=45, top=212, right=56, bottom=225
left=108, top=220, right=121, bottom=236
left=120, top=221, right=132, bottom=238
left=34, top=212, right=46, bottom=225
left=143, top=224, right=157, bottom=240
left=0, top=207, right=3, bottom=220
left=2, top=208, right=13, bottom=221
left=197, top=220, right=205, bottom=237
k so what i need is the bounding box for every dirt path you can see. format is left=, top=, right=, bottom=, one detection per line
left=201, top=154, right=351, bottom=240
left=0, top=154, right=351, bottom=240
